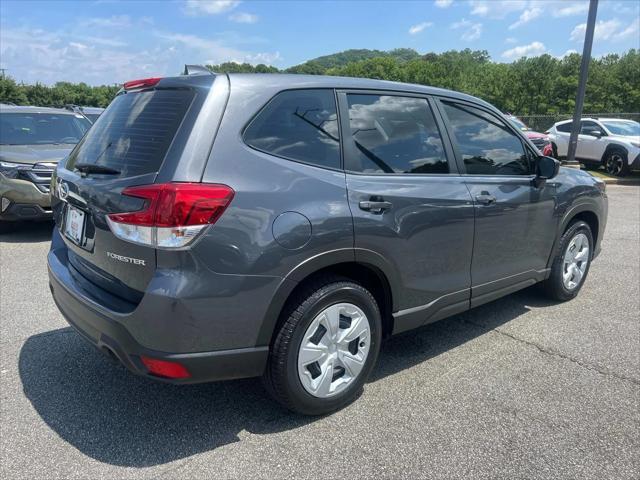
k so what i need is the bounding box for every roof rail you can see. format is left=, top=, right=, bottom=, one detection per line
left=183, top=64, right=213, bottom=76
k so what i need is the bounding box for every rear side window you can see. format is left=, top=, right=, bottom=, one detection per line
left=243, top=89, right=340, bottom=169
left=345, top=94, right=448, bottom=174
left=442, top=102, right=531, bottom=176
left=556, top=122, right=572, bottom=133
left=66, top=89, right=194, bottom=177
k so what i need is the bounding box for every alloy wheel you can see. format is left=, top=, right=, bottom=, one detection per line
left=606, top=153, right=623, bottom=176
left=297, top=303, right=371, bottom=398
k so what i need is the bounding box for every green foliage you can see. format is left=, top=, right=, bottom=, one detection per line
left=0, top=76, right=119, bottom=107
left=2, top=48, right=639, bottom=115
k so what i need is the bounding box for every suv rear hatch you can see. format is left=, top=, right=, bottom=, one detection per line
left=52, top=74, right=227, bottom=306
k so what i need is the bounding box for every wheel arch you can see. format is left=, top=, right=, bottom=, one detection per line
left=547, top=203, right=600, bottom=268
left=256, top=249, right=399, bottom=347
left=600, top=143, right=628, bottom=164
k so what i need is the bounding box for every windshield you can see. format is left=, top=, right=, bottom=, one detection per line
left=507, top=116, right=529, bottom=131
left=0, top=112, right=90, bottom=145
left=601, top=120, right=640, bottom=136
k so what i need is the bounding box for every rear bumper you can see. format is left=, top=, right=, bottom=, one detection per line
left=48, top=233, right=271, bottom=384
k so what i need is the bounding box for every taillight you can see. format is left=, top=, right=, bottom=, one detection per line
left=107, top=183, right=234, bottom=249
left=123, top=77, right=162, bottom=90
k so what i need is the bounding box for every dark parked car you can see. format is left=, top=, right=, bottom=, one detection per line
left=48, top=72, right=608, bottom=415
left=0, top=105, right=91, bottom=230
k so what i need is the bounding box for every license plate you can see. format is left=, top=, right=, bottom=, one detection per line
left=64, top=206, right=86, bottom=245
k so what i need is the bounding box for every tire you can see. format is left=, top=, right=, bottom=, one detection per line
left=541, top=220, right=593, bottom=301
left=264, top=275, right=382, bottom=415
left=603, top=148, right=630, bottom=177
left=551, top=143, right=558, bottom=159
left=0, top=221, right=16, bottom=234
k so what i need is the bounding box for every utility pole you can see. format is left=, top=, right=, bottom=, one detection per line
left=0, top=68, right=6, bottom=79
left=566, top=0, right=598, bottom=167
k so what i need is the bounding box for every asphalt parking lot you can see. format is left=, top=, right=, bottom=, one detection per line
left=1, top=185, right=638, bottom=479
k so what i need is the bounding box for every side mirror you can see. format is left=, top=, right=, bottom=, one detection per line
left=534, top=156, right=560, bottom=187
left=584, top=128, right=602, bottom=138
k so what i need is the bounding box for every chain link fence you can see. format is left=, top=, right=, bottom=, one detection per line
left=516, top=113, right=640, bottom=133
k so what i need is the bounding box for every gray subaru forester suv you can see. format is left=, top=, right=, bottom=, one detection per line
left=48, top=71, right=608, bottom=415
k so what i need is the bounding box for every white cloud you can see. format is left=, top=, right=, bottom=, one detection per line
left=509, top=7, right=542, bottom=29
left=502, top=41, right=546, bottom=59
left=469, top=0, right=527, bottom=19
left=435, top=0, right=453, bottom=7
left=409, top=22, right=433, bottom=35
left=0, top=23, right=281, bottom=85
left=156, top=31, right=280, bottom=66
left=570, top=19, right=622, bottom=42
left=229, top=12, right=258, bottom=23
left=557, top=49, right=578, bottom=59
left=505, top=37, right=517, bottom=44
left=85, top=14, right=131, bottom=28
left=451, top=18, right=482, bottom=41
left=552, top=2, right=589, bottom=18
left=613, top=18, right=640, bottom=41
left=184, top=0, right=240, bottom=16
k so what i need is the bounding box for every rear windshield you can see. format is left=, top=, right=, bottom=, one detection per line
left=0, top=112, right=90, bottom=145
left=66, top=89, right=194, bottom=177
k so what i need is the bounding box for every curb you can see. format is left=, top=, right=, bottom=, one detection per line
left=597, top=178, right=640, bottom=185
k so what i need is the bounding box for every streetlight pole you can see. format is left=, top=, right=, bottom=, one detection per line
left=566, top=0, right=598, bottom=167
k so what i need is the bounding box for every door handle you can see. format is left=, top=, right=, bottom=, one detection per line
left=475, top=194, right=496, bottom=205
left=359, top=200, right=392, bottom=213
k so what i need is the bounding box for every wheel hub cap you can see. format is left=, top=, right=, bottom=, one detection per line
left=297, top=303, right=371, bottom=398
left=562, top=233, right=589, bottom=290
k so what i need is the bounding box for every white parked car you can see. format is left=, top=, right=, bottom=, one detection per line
left=547, top=118, right=640, bottom=176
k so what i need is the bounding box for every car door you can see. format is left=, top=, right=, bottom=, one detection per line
left=576, top=120, right=607, bottom=161
left=553, top=121, right=572, bottom=157
left=437, top=100, right=558, bottom=307
left=337, top=91, right=475, bottom=333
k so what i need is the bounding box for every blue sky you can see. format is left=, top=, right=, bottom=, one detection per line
left=1, top=0, right=639, bottom=85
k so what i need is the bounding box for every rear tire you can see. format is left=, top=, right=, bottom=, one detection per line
left=541, top=220, right=593, bottom=301
left=264, top=275, right=382, bottom=415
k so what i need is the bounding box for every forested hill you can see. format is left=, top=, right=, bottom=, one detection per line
left=1, top=48, right=638, bottom=115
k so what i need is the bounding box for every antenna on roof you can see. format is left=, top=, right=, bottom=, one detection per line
left=183, top=65, right=213, bottom=76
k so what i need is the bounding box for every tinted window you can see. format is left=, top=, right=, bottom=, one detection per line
left=556, top=122, right=572, bottom=133
left=66, top=89, right=194, bottom=177
left=345, top=94, right=448, bottom=174
left=0, top=113, right=90, bottom=145
left=443, top=102, right=531, bottom=176
left=580, top=120, right=603, bottom=135
left=244, top=89, right=340, bottom=169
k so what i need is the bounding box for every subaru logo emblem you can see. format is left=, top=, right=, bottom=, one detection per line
left=58, top=181, right=69, bottom=200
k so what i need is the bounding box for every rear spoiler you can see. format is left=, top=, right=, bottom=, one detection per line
left=182, top=65, right=214, bottom=76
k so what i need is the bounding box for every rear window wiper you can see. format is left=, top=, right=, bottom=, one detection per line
left=74, top=163, right=121, bottom=175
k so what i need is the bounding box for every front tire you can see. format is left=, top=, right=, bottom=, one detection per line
left=604, top=148, right=630, bottom=177
left=541, top=220, right=593, bottom=301
left=264, top=275, right=382, bottom=415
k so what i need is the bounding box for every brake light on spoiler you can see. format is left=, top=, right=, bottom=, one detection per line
left=107, top=183, right=234, bottom=249
left=123, top=77, right=162, bottom=90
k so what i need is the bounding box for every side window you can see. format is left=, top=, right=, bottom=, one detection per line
left=345, top=94, right=448, bottom=174
left=442, top=102, right=532, bottom=176
left=244, top=89, right=340, bottom=169
left=580, top=120, right=603, bottom=135
left=556, top=122, right=572, bottom=133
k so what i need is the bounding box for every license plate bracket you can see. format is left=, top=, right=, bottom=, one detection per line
left=64, top=205, right=86, bottom=245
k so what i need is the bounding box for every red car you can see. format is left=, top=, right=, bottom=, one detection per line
left=505, top=114, right=554, bottom=156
